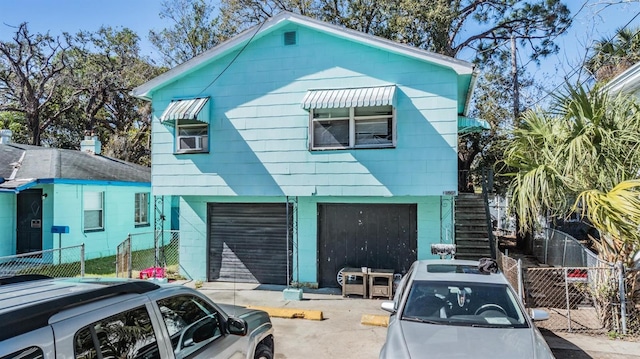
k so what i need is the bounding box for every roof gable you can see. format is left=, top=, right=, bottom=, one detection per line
left=131, top=11, right=475, bottom=100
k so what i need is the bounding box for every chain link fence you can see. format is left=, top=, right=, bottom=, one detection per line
left=496, top=247, right=523, bottom=299
left=525, top=266, right=620, bottom=334
left=0, top=245, right=85, bottom=278
left=621, top=267, right=640, bottom=336
left=116, top=230, right=188, bottom=281
left=524, top=227, right=639, bottom=337
left=533, top=227, right=602, bottom=267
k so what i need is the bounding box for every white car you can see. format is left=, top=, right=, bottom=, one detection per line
left=379, top=259, right=554, bottom=359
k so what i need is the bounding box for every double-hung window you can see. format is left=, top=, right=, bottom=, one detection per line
left=311, top=106, right=394, bottom=149
left=135, top=192, right=149, bottom=226
left=303, top=85, right=396, bottom=150
left=83, top=191, right=104, bottom=231
left=159, top=97, right=210, bottom=154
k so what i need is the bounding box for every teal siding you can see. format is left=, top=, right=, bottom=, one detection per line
left=147, top=22, right=466, bottom=284
left=0, top=194, right=16, bottom=257
left=50, top=184, right=159, bottom=260
left=0, top=183, right=167, bottom=261
left=150, top=24, right=458, bottom=197
left=177, top=195, right=454, bottom=283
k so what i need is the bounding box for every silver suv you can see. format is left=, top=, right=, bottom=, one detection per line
left=0, top=275, right=274, bottom=359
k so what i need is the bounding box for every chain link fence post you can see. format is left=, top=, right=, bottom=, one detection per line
left=563, top=267, right=572, bottom=332
left=127, top=234, right=133, bottom=279
left=617, top=261, right=627, bottom=335
left=517, top=258, right=523, bottom=300
left=80, top=244, right=85, bottom=277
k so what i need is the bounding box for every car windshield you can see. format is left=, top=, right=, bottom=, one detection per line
left=401, top=280, right=528, bottom=328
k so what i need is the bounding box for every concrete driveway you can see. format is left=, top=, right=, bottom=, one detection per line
left=196, top=282, right=640, bottom=359
left=200, top=282, right=385, bottom=358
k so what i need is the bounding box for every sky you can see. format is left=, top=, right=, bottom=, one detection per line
left=0, top=0, right=165, bottom=59
left=1, top=0, right=640, bottom=98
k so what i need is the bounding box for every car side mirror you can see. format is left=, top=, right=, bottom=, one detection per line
left=175, top=315, right=216, bottom=356
left=227, top=317, right=248, bottom=336
left=381, top=301, right=396, bottom=314
left=530, top=309, right=549, bottom=321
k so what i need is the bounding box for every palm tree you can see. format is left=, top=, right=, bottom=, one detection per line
left=502, top=83, right=640, bottom=331
left=585, top=26, right=640, bottom=82
left=504, top=83, right=640, bottom=255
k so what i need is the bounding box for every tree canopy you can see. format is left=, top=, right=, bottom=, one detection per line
left=218, top=0, right=572, bottom=64
left=0, top=23, right=75, bottom=145
left=149, top=0, right=223, bottom=67
left=0, top=23, right=162, bottom=165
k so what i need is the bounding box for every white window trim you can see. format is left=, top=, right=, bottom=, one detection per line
left=135, top=192, right=150, bottom=226
left=83, top=191, right=104, bottom=232
left=176, top=119, right=208, bottom=154
left=309, top=106, right=396, bottom=150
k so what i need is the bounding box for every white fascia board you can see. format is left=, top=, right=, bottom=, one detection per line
left=603, top=61, right=640, bottom=96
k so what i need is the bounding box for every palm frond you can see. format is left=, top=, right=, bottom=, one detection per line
left=575, top=179, right=640, bottom=247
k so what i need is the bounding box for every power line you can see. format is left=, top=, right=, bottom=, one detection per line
left=527, top=12, right=640, bottom=108
left=196, top=19, right=267, bottom=96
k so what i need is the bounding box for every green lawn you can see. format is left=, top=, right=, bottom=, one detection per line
left=17, top=245, right=183, bottom=279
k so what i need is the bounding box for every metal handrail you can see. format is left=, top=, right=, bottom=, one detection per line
left=481, top=168, right=496, bottom=259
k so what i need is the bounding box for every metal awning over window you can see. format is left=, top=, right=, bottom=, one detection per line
left=160, top=97, right=210, bottom=124
left=458, top=116, right=491, bottom=134
left=301, top=85, right=396, bottom=109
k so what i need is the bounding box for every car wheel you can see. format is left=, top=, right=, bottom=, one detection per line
left=337, top=268, right=345, bottom=287
left=254, top=343, right=273, bottom=359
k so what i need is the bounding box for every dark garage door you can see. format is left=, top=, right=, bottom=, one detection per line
left=318, top=203, right=417, bottom=288
left=208, top=203, right=292, bottom=284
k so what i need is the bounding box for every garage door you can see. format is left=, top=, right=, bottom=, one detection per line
left=318, top=203, right=417, bottom=288
left=208, top=203, right=292, bottom=284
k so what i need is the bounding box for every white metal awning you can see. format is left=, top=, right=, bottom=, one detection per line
left=301, top=85, right=396, bottom=109
left=160, top=97, right=210, bottom=124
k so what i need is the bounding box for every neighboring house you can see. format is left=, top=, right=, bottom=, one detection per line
left=0, top=130, right=162, bottom=260
left=604, top=61, right=640, bottom=97
left=131, top=12, right=483, bottom=287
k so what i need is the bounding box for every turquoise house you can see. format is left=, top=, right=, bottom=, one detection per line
left=0, top=131, right=162, bottom=261
left=132, top=12, right=479, bottom=287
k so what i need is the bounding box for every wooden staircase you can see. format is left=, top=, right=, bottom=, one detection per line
left=455, top=193, right=492, bottom=260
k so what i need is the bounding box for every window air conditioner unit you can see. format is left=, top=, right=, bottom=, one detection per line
left=178, top=135, right=203, bottom=151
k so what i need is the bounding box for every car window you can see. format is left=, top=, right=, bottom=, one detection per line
left=1, top=347, right=44, bottom=359
left=74, top=306, right=160, bottom=359
left=401, top=280, right=528, bottom=328
left=392, top=263, right=415, bottom=310
left=156, top=295, right=223, bottom=358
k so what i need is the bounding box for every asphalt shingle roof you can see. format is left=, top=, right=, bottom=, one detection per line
left=0, top=143, right=150, bottom=190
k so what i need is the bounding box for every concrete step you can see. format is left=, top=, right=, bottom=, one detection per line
left=456, top=230, right=490, bottom=237
left=455, top=217, right=488, bottom=223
